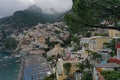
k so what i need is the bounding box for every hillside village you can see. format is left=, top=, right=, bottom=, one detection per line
left=1, top=0, right=120, bottom=80
left=10, top=22, right=120, bottom=80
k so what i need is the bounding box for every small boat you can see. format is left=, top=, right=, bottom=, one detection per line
left=3, top=56, right=9, bottom=59
left=3, top=64, right=6, bottom=66
left=0, top=59, right=3, bottom=61
left=16, top=60, right=21, bottom=63
left=2, top=56, right=12, bottom=59
left=9, top=63, right=11, bottom=64
left=14, top=54, right=22, bottom=58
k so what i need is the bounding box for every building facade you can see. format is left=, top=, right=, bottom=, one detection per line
left=109, top=29, right=120, bottom=38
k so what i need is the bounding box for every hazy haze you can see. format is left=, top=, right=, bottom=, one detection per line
left=0, top=0, right=73, bottom=18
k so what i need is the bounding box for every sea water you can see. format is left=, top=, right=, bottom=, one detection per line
left=0, top=52, right=20, bottom=80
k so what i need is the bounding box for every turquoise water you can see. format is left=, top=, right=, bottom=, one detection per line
left=0, top=52, right=20, bottom=80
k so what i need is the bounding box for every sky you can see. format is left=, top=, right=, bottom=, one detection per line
left=0, top=0, right=73, bottom=18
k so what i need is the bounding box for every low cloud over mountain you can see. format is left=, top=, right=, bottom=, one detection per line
left=0, top=0, right=72, bottom=18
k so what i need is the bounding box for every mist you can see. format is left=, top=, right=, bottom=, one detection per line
left=0, top=0, right=73, bottom=18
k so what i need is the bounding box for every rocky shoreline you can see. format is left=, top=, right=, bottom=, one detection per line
left=0, top=49, right=14, bottom=53
left=0, top=49, right=22, bottom=59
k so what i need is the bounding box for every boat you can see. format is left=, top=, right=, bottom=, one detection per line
left=16, top=60, right=21, bottom=63
left=0, top=59, right=3, bottom=61
left=2, top=56, right=9, bottom=59
left=2, top=56, right=13, bottom=59
left=3, top=64, right=6, bottom=66
left=13, top=54, right=22, bottom=58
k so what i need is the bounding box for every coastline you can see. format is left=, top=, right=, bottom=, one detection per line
left=17, top=57, right=24, bottom=80
left=0, top=49, right=21, bottom=59
left=0, top=49, right=23, bottom=80
left=0, top=52, right=20, bottom=80
left=0, top=49, right=14, bottom=53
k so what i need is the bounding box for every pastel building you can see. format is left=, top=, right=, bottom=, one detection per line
left=80, top=38, right=90, bottom=47
left=56, top=59, right=79, bottom=80
left=89, top=36, right=111, bottom=52
left=80, top=36, right=111, bottom=52
left=47, top=44, right=64, bottom=57
left=109, top=29, right=120, bottom=38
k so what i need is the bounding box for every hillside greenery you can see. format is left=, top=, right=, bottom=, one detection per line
left=101, top=71, right=120, bottom=80
left=103, top=38, right=120, bottom=57
left=64, top=0, right=120, bottom=33
left=3, top=37, right=18, bottom=50
left=0, top=5, right=64, bottom=30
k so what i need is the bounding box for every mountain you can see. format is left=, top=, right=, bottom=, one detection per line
left=0, top=5, right=65, bottom=35
left=56, top=9, right=72, bottom=22
left=0, top=5, right=70, bottom=51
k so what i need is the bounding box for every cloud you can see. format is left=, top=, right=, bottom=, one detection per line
left=0, top=0, right=32, bottom=17
left=0, top=0, right=73, bottom=17
left=34, top=0, right=73, bottom=12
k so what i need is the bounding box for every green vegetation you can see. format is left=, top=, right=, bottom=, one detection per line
left=83, top=43, right=89, bottom=48
left=45, top=38, right=59, bottom=49
left=60, top=35, right=72, bottom=47
left=68, top=34, right=81, bottom=51
left=91, top=52, right=102, bottom=60
left=42, top=48, right=50, bottom=52
left=73, top=44, right=80, bottom=51
left=81, top=72, right=93, bottom=80
left=86, top=50, right=102, bottom=59
left=47, top=57, right=54, bottom=62
left=78, top=63, right=85, bottom=73
left=78, top=59, right=91, bottom=72
left=77, top=60, right=93, bottom=80
left=42, top=53, right=47, bottom=58
left=83, top=32, right=91, bottom=37
left=3, top=37, right=18, bottom=50
left=54, top=30, right=60, bottom=34
left=0, top=5, right=65, bottom=45
left=0, top=9, right=46, bottom=30
left=70, top=35, right=80, bottom=44
left=64, top=0, right=120, bottom=33
left=84, top=59, right=91, bottom=69
left=94, top=33, right=108, bottom=37
left=63, top=62, right=72, bottom=75
left=101, top=71, right=120, bottom=80
left=103, top=39, right=120, bottom=57
left=0, top=5, right=64, bottom=29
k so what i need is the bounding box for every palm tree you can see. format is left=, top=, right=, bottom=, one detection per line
left=63, top=62, right=72, bottom=79
left=78, top=63, right=85, bottom=73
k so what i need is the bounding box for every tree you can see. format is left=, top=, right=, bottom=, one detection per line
left=91, top=52, right=102, bottom=60
left=83, top=32, right=91, bottom=37
left=63, top=62, right=72, bottom=75
left=3, top=37, right=18, bottom=50
left=78, top=63, right=85, bottom=73
left=71, top=35, right=80, bottom=44
left=101, top=71, right=120, bottom=80
left=103, top=39, right=120, bottom=57
left=47, top=57, right=54, bottom=61
left=81, top=72, right=93, bottom=80
left=42, top=53, right=47, bottom=58
left=65, top=0, right=120, bottom=33
left=103, top=42, right=110, bottom=49
left=85, top=59, right=91, bottom=69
